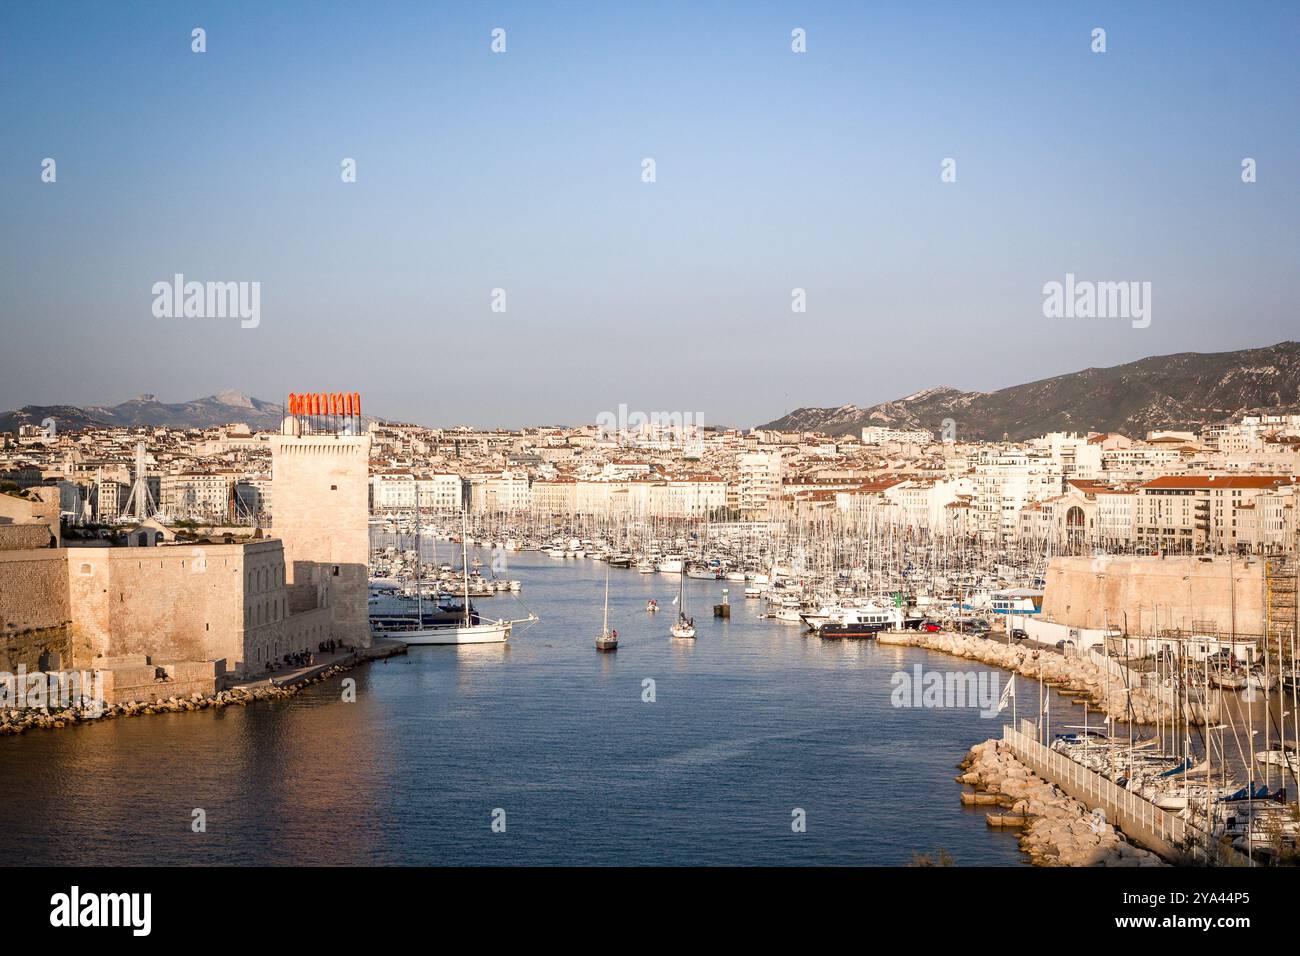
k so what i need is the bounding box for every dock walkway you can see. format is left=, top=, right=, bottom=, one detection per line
left=1002, top=719, right=1245, bottom=865
left=230, top=639, right=408, bottom=692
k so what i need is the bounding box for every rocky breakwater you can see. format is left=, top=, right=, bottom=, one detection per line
left=878, top=630, right=1175, bottom=725
left=959, top=739, right=1164, bottom=866
left=0, top=662, right=354, bottom=736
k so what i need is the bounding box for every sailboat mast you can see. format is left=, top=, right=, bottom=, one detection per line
left=462, top=508, right=471, bottom=627
left=415, top=483, right=423, bottom=621
left=603, top=564, right=610, bottom=636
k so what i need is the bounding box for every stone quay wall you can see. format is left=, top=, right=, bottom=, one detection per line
left=0, top=548, right=74, bottom=671
left=1042, top=555, right=1265, bottom=636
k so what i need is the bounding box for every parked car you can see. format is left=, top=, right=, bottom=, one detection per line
left=922, top=620, right=943, bottom=633
left=1011, top=628, right=1028, bottom=641
left=1055, top=639, right=1076, bottom=651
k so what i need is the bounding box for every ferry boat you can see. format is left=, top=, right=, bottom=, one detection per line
left=818, top=605, right=904, bottom=639
left=799, top=600, right=869, bottom=631
left=990, top=589, right=1043, bottom=616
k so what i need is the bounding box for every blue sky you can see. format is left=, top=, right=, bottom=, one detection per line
left=1, top=1, right=1296, bottom=428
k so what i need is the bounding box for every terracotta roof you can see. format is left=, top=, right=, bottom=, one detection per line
left=1140, top=476, right=1294, bottom=490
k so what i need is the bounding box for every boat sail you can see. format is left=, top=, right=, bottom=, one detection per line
left=670, top=568, right=696, bottom=639
left=596, top=564, right=618, bottom=652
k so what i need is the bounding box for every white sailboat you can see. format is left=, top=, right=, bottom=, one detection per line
left=383, top=511, right=533, bottom=645
left=670, top=568, right=696, bottom=639
left=596, top=564, right=618, bottom=652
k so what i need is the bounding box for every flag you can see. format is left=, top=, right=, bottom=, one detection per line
left=672, top=595, right=679, bottom=606
left=997, top=675, right=1016, bottom=713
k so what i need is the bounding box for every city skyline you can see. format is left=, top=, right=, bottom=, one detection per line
left=2, top=2, right=1297, bottom=427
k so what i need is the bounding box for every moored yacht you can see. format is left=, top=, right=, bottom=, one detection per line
left=818, top=604, right=904, bottom=639
left=377, top=510, right=535, bottom=645
left=595, top=564, right=618, bottom=652
left=658, top=554, right=685, bottom=574
left=670, top=568, right=696, bottom=638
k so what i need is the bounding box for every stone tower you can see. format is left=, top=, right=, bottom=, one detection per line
left=270, top=419, right=372, bottom=648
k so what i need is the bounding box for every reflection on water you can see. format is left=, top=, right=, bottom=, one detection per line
left=0, top=550, right=1093, bottom=866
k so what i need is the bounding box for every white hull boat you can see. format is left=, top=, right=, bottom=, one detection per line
left=390, top=620, right=511, bottom=645
left=1254, top=749, right=1299, bottom=773
left=774, top=608, right=802, bottom=623
left=670, top=568, right=695, bottom=638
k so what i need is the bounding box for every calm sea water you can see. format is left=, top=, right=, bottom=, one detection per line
left=0, top=548, right=1092, bottom=866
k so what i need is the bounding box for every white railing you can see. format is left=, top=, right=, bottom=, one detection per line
left=1002, top=720, right=1225, bottom=863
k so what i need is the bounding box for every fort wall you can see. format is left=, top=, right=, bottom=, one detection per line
left=1042, top=555, right=1265, bottom=636
left=270, top=434, right=371, bottom=648
left=0, top=548, right=74, bottom=671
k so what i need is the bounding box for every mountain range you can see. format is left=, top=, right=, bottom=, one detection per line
left=0, top=391, right=287, bottom=434
left=759, top=341, right=1300, bottom=441
left=4, top=342, right=1300, bottom=438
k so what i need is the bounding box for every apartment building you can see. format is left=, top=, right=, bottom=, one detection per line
left=860, top=426, right=932, bottom=445
left=738, top=453, right=783, bottom=519
left=160, top=471, right=234, bottom=521
left=1135, top=475, right=1295, bottom=553
left=971, top=449, right=1063, bottom=543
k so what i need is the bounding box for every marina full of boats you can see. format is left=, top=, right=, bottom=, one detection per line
left=1049, top=730, right=1298, bottom=861
left=369, top=510, right=535, bottom=645
left=367, top=513, right=1300, bottom=863
left=368, top=512, right=1048, bottom=641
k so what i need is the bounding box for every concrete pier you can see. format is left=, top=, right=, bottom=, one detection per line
left=1001, top=719, right=1244, bottom=864
left=878, top=629, right=1214, bottom=725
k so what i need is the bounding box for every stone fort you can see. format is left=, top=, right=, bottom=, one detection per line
left=0, top=424, right=371, bottom=700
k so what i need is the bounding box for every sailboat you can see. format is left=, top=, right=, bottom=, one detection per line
left=670, top=568, right=696, bottom=639
left=596, top=564, right=618, bottom=652
left=382, top=511, right=533, bottom=645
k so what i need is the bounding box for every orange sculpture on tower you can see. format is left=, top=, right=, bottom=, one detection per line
left=287, top=390, right=361, bottom=433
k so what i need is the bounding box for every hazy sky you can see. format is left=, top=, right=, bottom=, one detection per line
left=2, top=1, right=1296, bottom=428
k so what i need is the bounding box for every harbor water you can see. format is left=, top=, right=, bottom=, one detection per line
left=0, top=549, right=1101, bottom=866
